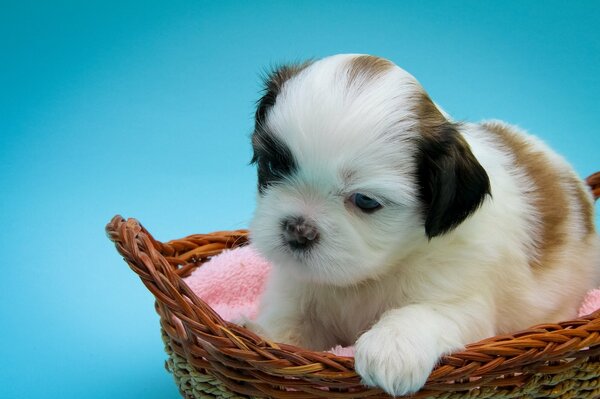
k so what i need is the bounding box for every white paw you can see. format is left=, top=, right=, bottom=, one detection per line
left=230, top=314, right=252, bottom=328
left=231, top=315, right=268, bottom=336
left=354, top=326, right=437, bottom=396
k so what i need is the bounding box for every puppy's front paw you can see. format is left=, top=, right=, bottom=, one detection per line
left=354, top=326, right=437, bottom=396
left=231, top=315, right=269, bottom=337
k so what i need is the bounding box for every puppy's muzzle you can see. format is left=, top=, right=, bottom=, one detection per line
left=281, top=216, right=319, bottom=251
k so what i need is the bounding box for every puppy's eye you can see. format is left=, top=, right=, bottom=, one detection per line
left=350, top=193, right=382, bottom=212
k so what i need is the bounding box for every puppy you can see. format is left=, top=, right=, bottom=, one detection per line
left=248, top=54, right=600, bottom=396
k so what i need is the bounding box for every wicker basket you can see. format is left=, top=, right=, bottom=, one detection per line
left=106, top=172, right=600, bottom=399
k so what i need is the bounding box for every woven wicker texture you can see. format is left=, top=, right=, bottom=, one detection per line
left=588, top=172, right=600, bottom=201
left=106, top=174, right=600, bottom=399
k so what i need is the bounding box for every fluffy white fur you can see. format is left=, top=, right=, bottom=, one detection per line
left=248, top=54, right=600, bottom=396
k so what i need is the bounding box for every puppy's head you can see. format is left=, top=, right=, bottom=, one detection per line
left=250, top=54, right=490, bottom=286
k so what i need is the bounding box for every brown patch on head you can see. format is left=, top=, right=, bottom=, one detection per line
left=414, top=93, right=491, bottom=238
left=483, top=122, right=594, bottom=270
left=255, top=61, right=313, bottom=128
left=414, top=93, right=449, bottom=136
left=346, top=55, right=393, bottom=89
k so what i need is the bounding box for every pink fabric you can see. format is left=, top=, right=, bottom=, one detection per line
left=184, top=245, right=271, bottom=322
left=579, top=288, right=600, bottom=317
left=184, top=245, right=600, bottom=355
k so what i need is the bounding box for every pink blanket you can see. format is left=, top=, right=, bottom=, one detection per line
left=184, top=245, right=600, bottom=356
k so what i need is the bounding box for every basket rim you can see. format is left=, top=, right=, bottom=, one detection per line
left=105, top=172, right=600, bottom=398
left=106, top=217, right=600, bottom=398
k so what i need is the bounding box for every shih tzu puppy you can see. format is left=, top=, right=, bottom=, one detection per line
left=247, top=54, right=600, bottom=396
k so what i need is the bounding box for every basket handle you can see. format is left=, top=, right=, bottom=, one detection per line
left=105, top=215, right=234, bottom=337
left=587, top=171, right=600, bottom=201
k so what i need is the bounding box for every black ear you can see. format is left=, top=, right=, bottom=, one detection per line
left=254, top=61, right=313, bottom=130
left=415, top=102, right=491, bottom=238
left=251, top=62, right=311, bottom=194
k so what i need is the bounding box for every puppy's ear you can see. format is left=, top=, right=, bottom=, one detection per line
left=254, top=61, right=313, bottom=129
left=415, top=95, right=491, bottom=239
left=251, top=62, right=311, bottom=193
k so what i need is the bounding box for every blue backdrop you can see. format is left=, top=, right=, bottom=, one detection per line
left=1, top=1, right=598, bottom=398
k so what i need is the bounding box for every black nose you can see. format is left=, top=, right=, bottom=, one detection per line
left=281, top=216, right=319, bottom=250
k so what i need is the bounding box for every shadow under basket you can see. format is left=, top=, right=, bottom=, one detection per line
left=106, top=172, right=600, bottom=399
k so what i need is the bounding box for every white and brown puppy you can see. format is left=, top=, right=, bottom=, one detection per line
left=248, top=54, right=600, bottom=396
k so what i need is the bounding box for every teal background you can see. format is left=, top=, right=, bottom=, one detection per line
left=1, top=1, right=598, bottom=398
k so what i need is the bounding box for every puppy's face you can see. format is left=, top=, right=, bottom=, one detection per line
left=250, top=54, right=490, bottom=286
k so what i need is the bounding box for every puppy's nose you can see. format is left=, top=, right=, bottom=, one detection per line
left=281, top=216, right=319, bottom=250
